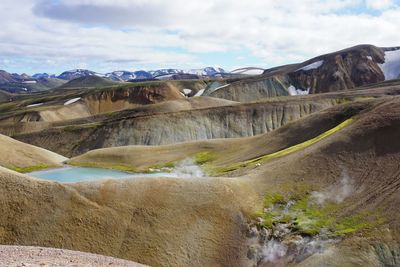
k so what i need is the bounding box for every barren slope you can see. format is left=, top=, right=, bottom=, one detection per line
left=0, top=166, right=256, bottom=267
left=14, top=81, right=400, bottom=158
left=2, top=83, right=400, bottom=266
left=67, top=96, right=400, bottom=266
left=0, top=133, right=67, bottom=172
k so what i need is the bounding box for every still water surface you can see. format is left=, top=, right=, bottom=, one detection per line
left=28, top=166, right=176, bottom=183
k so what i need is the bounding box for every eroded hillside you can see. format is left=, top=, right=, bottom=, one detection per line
left=1, top=93, right=400, bottom=266
left=2, top=44, right=400, bottom=267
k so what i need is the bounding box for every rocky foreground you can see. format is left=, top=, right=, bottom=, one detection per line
left=0, top=246, right=147, bottom=267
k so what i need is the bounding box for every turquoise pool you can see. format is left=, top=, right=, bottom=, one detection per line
left=28, top=166, right=176, bottom=183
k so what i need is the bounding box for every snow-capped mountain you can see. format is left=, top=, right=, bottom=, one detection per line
left=105, top=67, right=227, bottom=81
left=32, top=73, right=56, bottom=79
left=150, top=69, right=184, bottom=78
left=57, top=69, right=103, bottom=80
left=105, top=70, right=153, bottom=81
left=54, top=67, right=227, bottom=82
left=186, top=67, right=226, bottom=76
left=0, top=70, right=65, bottom=93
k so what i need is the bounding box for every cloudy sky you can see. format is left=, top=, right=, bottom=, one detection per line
left=1, top=0, right=399, bottom=74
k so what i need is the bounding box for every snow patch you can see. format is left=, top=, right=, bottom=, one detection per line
left=182, top=89, right=192, bottom=95
left=241, top=69, right=264, bottom=75
left=156, top=74, right=175, bottom=80
left=64, top=97, right=81, bottom=106
left=379, top=49, right=400, bottom=80
left=186, top=67, right=226, bottom=76
left=230, top=68, right=265, bottom=75
left=288, top=85, right=310, bottom=96
left=212, top=84, right=230, bottom=92
left=27, top=103, right=43, bottom=107
left=194, top=89, right=205, bottom=96
left=297, top=60, right=324, bottom=71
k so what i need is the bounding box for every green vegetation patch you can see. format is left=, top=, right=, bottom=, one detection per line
left=69, top=162, right=139, bottom=173
left=9, top=164, right=52, bottom=173
left=257, top=193, right=383, bottom=237
left=69, top=161, right=176, bottom=174
left=194, top=151, right=217, bottom=165
left=263, top=193, right=286, bottom=207
left=62, top=122, right=101, bottom=132
left=209, top=118, right=353, bottom=176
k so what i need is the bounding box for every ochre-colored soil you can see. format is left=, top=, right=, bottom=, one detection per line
left=0, top=133, right=67, bottom=171
left=1, top=85, right=400, bottom=266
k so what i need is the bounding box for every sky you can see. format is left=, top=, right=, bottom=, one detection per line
left=0, top=0, right=399, bottom=75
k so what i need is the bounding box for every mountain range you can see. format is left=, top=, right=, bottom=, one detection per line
left=2, top=45, right=400, bottom=95
left=54, top=67, right=229, bottom=81
left=0, top=67, right=235, bottom=93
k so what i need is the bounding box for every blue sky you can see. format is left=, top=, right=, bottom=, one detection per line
left=0, top=0, right=399, bottom=75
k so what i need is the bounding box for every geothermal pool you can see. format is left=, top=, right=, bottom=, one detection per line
left=28, top=166, right=176, bottom=183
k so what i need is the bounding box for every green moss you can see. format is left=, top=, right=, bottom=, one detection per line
left=69, top=162, right=139, bottom=173
left=263, top=193, right=286, bottom=207
left=163, top=162, right=175, bottom=168
left=256, top=193, right=383, bottom=237
left=210, top=118, right=353, bottom=176
left=108, top=164, right=139, bottom=173
left=194, top=151, right=217, bottom=165
left=332, top=212, right=384, bottom=237
left=9, top=164, right=51, bottom=173
left=289, top=198, right=342, bottom=235
left=70, top=161, right=176, bottom=174
left=62, top=123, right=101, bottom=132
left=276, top=214, right=292, bottom=224
left=262, top=213, right=274, bottom=228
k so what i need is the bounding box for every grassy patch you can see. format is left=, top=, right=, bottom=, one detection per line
left=210, top=118, right=353, bottom=175
left=257, top=193, right=383, bottom=237
left=163, top=162, right=175, bottom=168
left=263, top=193, right=286, bottom=207
left=62, top=123, right=101, bottom=132
left=105, top=164, right=139, bottom=173
left=9, top=164, right=51, bottom=173
left=290, top=199, right=338, bottom=236
left=194, top=151, right=217, bottom=165
left=333, top=212, right=385, bottom=236
left=69, top=161, right=176, bottom=173
left=69, top=162, right=139, bottom=173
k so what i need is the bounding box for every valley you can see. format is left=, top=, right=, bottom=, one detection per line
left=1, top=44, right=400, bottom=266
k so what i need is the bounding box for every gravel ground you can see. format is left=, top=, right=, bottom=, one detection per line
left=0, top=246, right=148, bottom=267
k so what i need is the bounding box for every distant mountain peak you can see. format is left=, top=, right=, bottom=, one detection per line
left=57, top=69, right=103, bottom=80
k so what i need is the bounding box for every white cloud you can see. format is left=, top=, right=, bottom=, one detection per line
left=0, top=0, right=399, bottom=73
left=365, top=0, right=394, bottom=10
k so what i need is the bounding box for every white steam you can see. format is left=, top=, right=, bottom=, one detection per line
left=311, top=170, right=354, bottom=205
left=262, top=240, right=287, bottom=263
left=171, top=158, right=205, bottom=178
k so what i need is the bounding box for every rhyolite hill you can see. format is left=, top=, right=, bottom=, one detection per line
left=0, top=44, right=400, bottom=266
